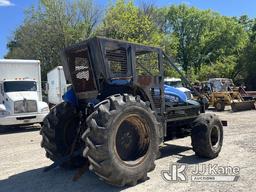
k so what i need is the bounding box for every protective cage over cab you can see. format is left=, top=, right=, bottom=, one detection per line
left=40, top=36, right=225, bottom=187
left=61, top=36, right=166, bottom=112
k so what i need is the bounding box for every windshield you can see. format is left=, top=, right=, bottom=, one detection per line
left=165, top=81, right=183, bottom=88
left=4, top=81, right=37, bottom=92
left=210, top=79, right=234, bottom=92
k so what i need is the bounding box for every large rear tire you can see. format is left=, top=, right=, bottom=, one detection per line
left=191, top=113, right=223, bottom=158
left=82, top=94, right=160, bottom=186
left=40, top=102, right=87, bottom=168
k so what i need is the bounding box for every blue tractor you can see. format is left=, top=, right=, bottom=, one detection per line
left=41, top=37, right=225, bottom=186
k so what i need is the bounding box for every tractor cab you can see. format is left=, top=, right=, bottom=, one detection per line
left=41, top=37, right=225, bottom=187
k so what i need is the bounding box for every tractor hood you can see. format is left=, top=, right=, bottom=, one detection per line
left=176, top=87, right=191, bottom=93
left=164, top=85, right=188, bottom=102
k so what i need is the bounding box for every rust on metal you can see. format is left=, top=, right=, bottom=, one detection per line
left=137, top=75, right=153, bottom=87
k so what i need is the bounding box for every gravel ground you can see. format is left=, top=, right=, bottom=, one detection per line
left=0, top=109, right=255, bottom=192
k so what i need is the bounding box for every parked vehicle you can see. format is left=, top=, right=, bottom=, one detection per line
left=164, top=77, right=193, bottom=99
left=198, top=78, right=255, bottom=111
left=47, top=66, right=68, bottom=106
left=0, top=59, right=49, bottom=126
left=41, top=37, right=225, bottom=186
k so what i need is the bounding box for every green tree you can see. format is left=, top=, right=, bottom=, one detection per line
left=6, top=0, right=101, bottom=80
left=161, top=4, right=248, bottom=76
left=237, top=19, right=256, bottom=89
left=97, top=0, right=162, bottom=46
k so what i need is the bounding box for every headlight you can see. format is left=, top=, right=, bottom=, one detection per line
left=185, top=91, right=193, bottom=100
left=41, top=107, right=50, bottom=113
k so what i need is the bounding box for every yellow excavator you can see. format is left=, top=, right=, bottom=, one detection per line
left=197, top=78, right=255, bottom=112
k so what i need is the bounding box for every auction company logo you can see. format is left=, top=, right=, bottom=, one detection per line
left=161, top=163, right=240, bottom=182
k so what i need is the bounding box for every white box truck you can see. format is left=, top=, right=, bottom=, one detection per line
left=0, top=59, right=49, bottom=126
left=47, top=66, right=68, bottom=106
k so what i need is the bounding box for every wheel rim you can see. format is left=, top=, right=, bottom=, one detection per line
left=210, top=125, right=220, bottom=150
left=115, top=114, right=150, bottom=166
left=216, top=102, right=222, bottom=110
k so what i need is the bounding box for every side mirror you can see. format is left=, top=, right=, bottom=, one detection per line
left=0, top=104, right=6, bottom=111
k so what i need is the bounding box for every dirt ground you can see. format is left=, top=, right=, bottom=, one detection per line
left=0, top=109, right=255, bottom=192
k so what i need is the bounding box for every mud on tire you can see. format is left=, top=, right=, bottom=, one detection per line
left=82, top=94, right=160, bottom=186
left=191, top=113, right=223, bottom=158
left=40, top=102, right=87, bottom=168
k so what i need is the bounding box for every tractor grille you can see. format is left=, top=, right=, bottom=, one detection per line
left=14, top=100, right=37, bottom=114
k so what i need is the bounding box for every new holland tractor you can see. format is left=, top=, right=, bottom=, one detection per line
left=40, top=37, right=225, bottom=186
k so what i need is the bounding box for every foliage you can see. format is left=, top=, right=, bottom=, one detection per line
left=237, top=19, right=256, bottom=89
left=197, top=56, right=237, bottom=81
left=4, top=1, right=256, bottom=89
left=6, top=0, right=101, bottom=80
left=97, top=0, right=162, bottom=46
left=160, top=4, right=248, bottom=75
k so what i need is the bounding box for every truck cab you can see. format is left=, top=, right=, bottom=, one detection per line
left=0, top=59, right=49, bottom=126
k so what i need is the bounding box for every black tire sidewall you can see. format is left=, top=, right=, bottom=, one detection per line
left=54, top=107, right=79, bottom=155
left=207, top=119, right=223, bottom=154
left=41, top=102, right=86, bottom=168
left=83, top=95, right=160, bottom=186
left=215, top=101, right=225, bottom=111
left=192, top=114, right=223, bottom=158
left=108, top=105, right=158, bottom=174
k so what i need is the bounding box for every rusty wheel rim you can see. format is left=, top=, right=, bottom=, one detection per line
left=115, top=114, right=150, bottom=166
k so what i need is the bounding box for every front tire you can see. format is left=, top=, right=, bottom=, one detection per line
left=40, top=102, right=87, bottom=168
left=214, top=100, right=225, bottom=111
left=191, top=114, right=223, bottom=158
left=82, top=94, right=160, bottom=186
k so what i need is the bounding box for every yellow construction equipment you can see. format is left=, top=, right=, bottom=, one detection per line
left=197, top=78, right=255, bottom=112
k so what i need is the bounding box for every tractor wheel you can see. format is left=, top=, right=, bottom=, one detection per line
left=214, top=100, right=225, bottom=111
left=82, top=94, right=160, bottom=186
left=204, top=102, right=209, bottom=110
left=191, top=114, right=223, bottom=158
left=40, top=102, right=87, bottom=168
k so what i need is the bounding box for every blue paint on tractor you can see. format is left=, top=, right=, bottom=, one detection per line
left=62, top=82, right=188, bottom=107
left=62, top=88, right=78, bottom=107
left=164, top=84, right=188, bottom=102
left=109, top=79, right=130, bottom=85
